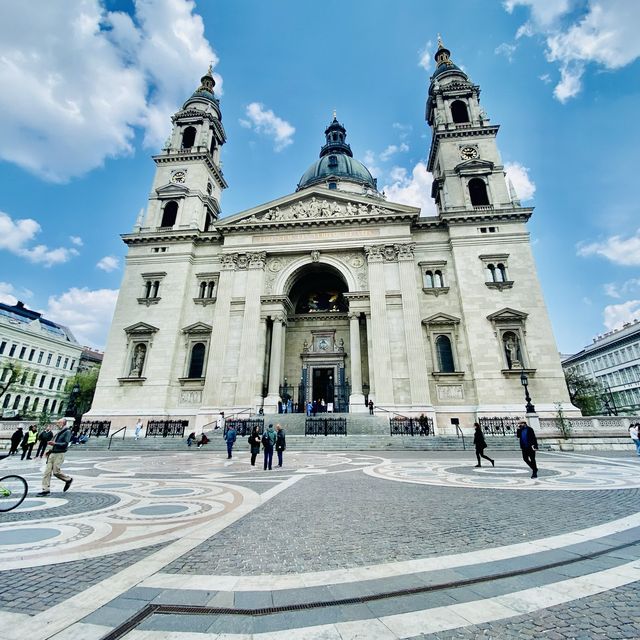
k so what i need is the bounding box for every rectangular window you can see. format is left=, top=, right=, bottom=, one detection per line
left=39, top=375, right=46, bottom=388
left=0, top=341, right=6, bottom=354
left=19, top=346, right=26, bottom=359
left=46, top=353, right=52, bottom=365
left=28, top=348, right=35, bottom=361
left=63, top=357, right=69, bottom=369
left=70, top=360, right=76, bottom=370
left=9, top=344, right=16, bottom=357
left=56, top=355, right=61, bottom=367
left=57, top=378, right=62, bottom=390
left=49, top=377, right=55, bottom=390
left=30, top=372, right=37, bottom=386
left=38, top=351, right=44, bottom=363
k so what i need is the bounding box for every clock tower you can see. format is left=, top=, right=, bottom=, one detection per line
left=140, top=65, right=227, bottom=233
left=426, top=37, right=520, bottom=214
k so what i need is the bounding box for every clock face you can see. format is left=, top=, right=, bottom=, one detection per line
left=460, top=146, right=478, bottom=160
left=171, top=171, right=186, bottom=184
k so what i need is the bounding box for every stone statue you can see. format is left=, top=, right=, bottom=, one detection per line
left=503, top=333, right=522, bottom=369
left=302, top=339, right=309, bottom=352
left=130, top=344, right=146, bottom=377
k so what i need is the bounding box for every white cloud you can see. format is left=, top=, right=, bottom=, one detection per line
left=503, top=0, right=640, bottom=102
left=96, top=255, right=120, bottom=272
left=239, top=102, right=295, bottom=151
left=0, top=210, right=79, bottom=267
left=382, top=162, right=437, bottom=217
left=418, top=40, right=433, bottom=71
left=495, top=42, right=517, bottom=62
left=604, top=279, right=640, bottom=299
left=46, top=287, right=119, bottom=348
left=603, top=300, right=640, bottom=331
left=392, top=122, right=412, bottom=140
left=379, top=143, right=409, bottom=162
left=69, top=236, right=83, bottom=246
left=504, top=162, right=536, bottom=201
left=578, top=229, right=640, bottom=266
left=0, top=0, right=219, bottom=182
left=0, top=282, right=18, bottom=305
left=363, top=150, right=382, bottom=181
left=539, top=73, right=552, bottom=84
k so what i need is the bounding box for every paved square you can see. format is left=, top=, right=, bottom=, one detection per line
left=1, top=447, right=639, bottom=639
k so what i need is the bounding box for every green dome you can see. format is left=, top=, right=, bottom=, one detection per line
left=298, top=154, right=376, bottom=190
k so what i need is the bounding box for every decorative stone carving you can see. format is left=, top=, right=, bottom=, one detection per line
left=364, top=246, right=384, bottom=263
left=180, top=390, right=202, bottom=405
left=248, top=251, right=266, bottom=269
left=436, top=384, right=464, bottom=401
left=310, top=250, right=320, bottom=262
left=395, top=243, right=415, bottom=260
left=365, top=245, right=399, bottom=263
left=221, top=254, right=237, bottom=270
left=129, top=344, right=146, bottom=377
left=349, top=255, right=364, bottom=269
left=268, top=258, right=283, bottom=272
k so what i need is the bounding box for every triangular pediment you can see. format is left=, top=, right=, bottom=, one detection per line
left=182, top=322, right=212, bottom=335
left=217, top=187, right=420, bottom=232
left=454, top=159, right=494, bottom=175
left=156, top=183, right=189, bottom=196
left=422, top=312, right=461, bottom=326
left=124, top=322, right=159, bottom=335
left=486, top=307, right=528, bottom=322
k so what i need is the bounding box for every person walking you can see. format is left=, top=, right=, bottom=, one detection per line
left=9, top=426, right=23, bottom=455
left=36, top=425, right=54, bottom=458
left=248, top=426, right=261, bottom=466
left=368, top=399, right=374, bottom=416
left=275, top=424, right=286, bottom=467
left=21, top=425, right=37, bottom=460
left=516, top=420, right=539, bottom=478
left=473, top=422, right=494, bottom=468
left=629, top=423, right=640, bottom=457
left=37, top=419, right=73, bottom=496
left=262, top=423, right=276, bottom=470
left=224, top=424, right=237, bottom=459
left=134, top=418, right=143, bottom=440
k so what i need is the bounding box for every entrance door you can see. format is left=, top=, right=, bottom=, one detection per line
left=312, top=368, right=334, bottom=406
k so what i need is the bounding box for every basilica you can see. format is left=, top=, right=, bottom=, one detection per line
left=88, top=40, right=573, bottom=433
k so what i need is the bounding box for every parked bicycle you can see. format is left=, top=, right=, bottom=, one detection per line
left=0, top=474, right=28, bottom=512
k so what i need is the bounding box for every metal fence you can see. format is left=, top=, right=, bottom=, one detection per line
left=146, top=420, right=188, bottom=438
left=390, top=417, right=433, bottom=436
left=225, top=418, right=264, bottom=437
left=478, top=416, right=521, bottom=436
left=81, top=420, right=111, bottom=438
left=305, top=417, right=347, bottom=436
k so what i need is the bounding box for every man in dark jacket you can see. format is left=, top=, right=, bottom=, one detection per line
left=37, top=419, right=73, bottom=496
left=516, top=421, right=539, bottom=478
left=9, top=427, right=23, bottom=455
left=36, top=426, right=54, bottom=458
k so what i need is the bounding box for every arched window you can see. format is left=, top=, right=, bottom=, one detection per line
left=207, top=281, right=215, bottom=298
left=424, top=271, right=434, bottom=288
left=487, top=264, right=496, bottom=282
left=209, top=137, right=216, bottom=156
left=199, top=281, right=207, bottom=298
left=152, top=281, right=160, bottom=298
left=497, top=263, right=508, bottom=282
left=23, top=396, right=30, bottom=412
left=503, top=331, right=523, bottom=369
left=43, top=398, right=49, bottom=413
left=469, top=178, right=490, bottom=206
left=203, top=208, right=214, bottom=232
left=188, top=343, right=206, bottom=378
left=58, top=403, right=64, bottom=415
left=160, top=201, right=178, bottom=227
left=32, top=398, right=39, bottom=412
left=436, top=335, right=455, bottom=373
left=13, top=395, right=21, bottom=410
left=145, top=281, right=153, bottom=299
left=182, top=126, right=196, bottom=149
left=51, top=399, right=57, bottom=414
left=434, top=270, right=444, bottom=288
left=3, top=394, right=10, bottom=409
left=451, top=100, right=470, bottom=124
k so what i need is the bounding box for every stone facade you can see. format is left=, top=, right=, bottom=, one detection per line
left=88, top=44, right=574, bottom=433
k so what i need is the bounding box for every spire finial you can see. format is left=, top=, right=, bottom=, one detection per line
left=332, top=108, right=337, bottom=121
left=207, top=61, right=213, bottom=76
left=437, top=33, right=444, bottom=48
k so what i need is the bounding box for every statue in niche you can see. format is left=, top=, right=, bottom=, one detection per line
left=130, top=343, right=147, bottom=377
left=302, top=339, right=309, bottom=352
left=503, top=332, right=522, bottom=369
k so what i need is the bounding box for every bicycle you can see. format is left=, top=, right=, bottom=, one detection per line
left=0, top=474, right=28, bottom=512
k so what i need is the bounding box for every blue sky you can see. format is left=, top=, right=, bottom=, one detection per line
left=0, top=0, right=639, bottom=352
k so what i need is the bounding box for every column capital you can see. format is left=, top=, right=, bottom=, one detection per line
left=395, top=243, right=416, bottom=261
left=220, top=253, right=238, bottom=270
left=365, top=244, right=400, bottom=263
left=348, top=311, right=361, bottom=321
left=247, top=251, right=267, bottom=269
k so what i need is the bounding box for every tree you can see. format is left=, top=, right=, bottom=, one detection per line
left=564, top=369, right=602, bottom=416
left=65, top=369, right=99, bottom=418
left=0, top=361, right=24, bottom=402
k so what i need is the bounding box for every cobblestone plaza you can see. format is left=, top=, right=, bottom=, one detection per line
left=1, top=446, right=639, bottom=639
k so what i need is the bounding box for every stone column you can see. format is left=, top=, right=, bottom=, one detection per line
left=236, top=253, right=266, bottom=409
left=264, top=314, right=285, bottom=412
left=255, top=317, right=268, bottom=404
left=365, top=312, right=375, bottom=399
left=397, top=243, right=432, bottom=409
left=349, top=312, right=366, bottom=411
left=365, top=246, right=393, bottom=404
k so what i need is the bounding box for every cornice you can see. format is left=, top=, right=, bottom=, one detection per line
left=427, top=125, right=500, bottom=172
left=152, top=151, right=228, bottom=189
left=122, top=229, right=223, bottom=245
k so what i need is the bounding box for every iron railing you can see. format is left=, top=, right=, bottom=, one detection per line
left=81, top=420, right=111, bottom=438
left=108, top=426, right=126, bottom=450
left=224, top=418, right=264, bottom=437
left=305, top=417, right=347, bottom=436
left=478, top=416, right=521, bottom=436
left=146, top=420, right=188, bottom=438
left=390, top=417, right=433, bottom=436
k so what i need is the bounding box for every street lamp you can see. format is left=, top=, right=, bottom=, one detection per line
left=520, top=371, right=536, bottom=414
left=66, top=383, right=80, bottom=419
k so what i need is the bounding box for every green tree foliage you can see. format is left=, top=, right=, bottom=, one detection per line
left=65, top=369, right=99, bottom=416
left=0, top=361, right=24, bottom=401
left=564, top=369, right=602, bottom=416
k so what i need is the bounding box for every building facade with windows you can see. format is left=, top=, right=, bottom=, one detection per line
left=89, top=41, right=574, bottom=432
left=0, top=301, right=82, bottom=418
left=562, top=320, right=640, bottom=415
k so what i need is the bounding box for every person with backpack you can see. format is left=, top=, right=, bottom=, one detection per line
left=516, top=420, right=539, bottom=479
left=275, top=424, right=286, bottom=467
left=473, top=422, right=494, bottom=468
left=224, top=424, right=237, bottom=459
left=37, top=419, right=73, bottom=496
left=262, top=423, right=276, bottom=470
left=248, top=426, right=261, bottom=466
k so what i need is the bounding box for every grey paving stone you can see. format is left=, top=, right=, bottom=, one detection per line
left=233, top=590, right=274, bottom=609
left=152, top=588, right=215, bottom=605
left=82, top=604, right=138, bottom=627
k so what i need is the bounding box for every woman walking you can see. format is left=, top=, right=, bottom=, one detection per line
left=248, top=426, right=261, bottom=466
left=275, top=424, right=286, bottom=467
left=473, top=422, right=494, bottom=468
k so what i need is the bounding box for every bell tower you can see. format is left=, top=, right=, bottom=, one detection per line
left=141, top=65, right=228, bottom=233
left=426, top=37, right=521, bottom=215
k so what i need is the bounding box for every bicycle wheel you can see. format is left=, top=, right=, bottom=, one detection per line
left=0, top=475, right=28, bottom=512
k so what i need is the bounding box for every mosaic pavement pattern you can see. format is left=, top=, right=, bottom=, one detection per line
left=0, top=448, right=638, bottom=639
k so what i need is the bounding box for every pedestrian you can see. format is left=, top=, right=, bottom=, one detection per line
left=36, top=425, right=54, bottom=458
left=368, top=399, right=374, bottom=415
left=21, top=425, right=37, bottom=460
left=275, top=424, right=286, bottom=467
left=473, top=422, right=494, bottom=467
left=306, top=401, right=312, bottom=417
left=186, top=431, right=196, bottom=447
left=134, top=418, right=143, bottom=440
left=248, top=426, right=261, bottom=466
left=262, top=423, right=276, bottom=470
left=320, top=398, right=326, bottom=413
left=9, top=426, right=23, bottom=455
left=224, top=424, right=237, bottom=459
left=312, top=400, right=317, bottom=417
left=287, top=398, right=293, bottom=414
left=37, top=419, right=73, bottom=496
left=629, top=422, right=640, bottom=457
left=516, top=420, right=539, bottom=478
left=197, top=433, right=209, bottom=448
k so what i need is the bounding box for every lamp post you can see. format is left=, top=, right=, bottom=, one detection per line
left=66, top=382, right=81, bottom=426
left=520, top=371, right=536, bottom=414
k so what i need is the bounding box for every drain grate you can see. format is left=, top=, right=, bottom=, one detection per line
left=100, top=537, right=640, bottom=640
